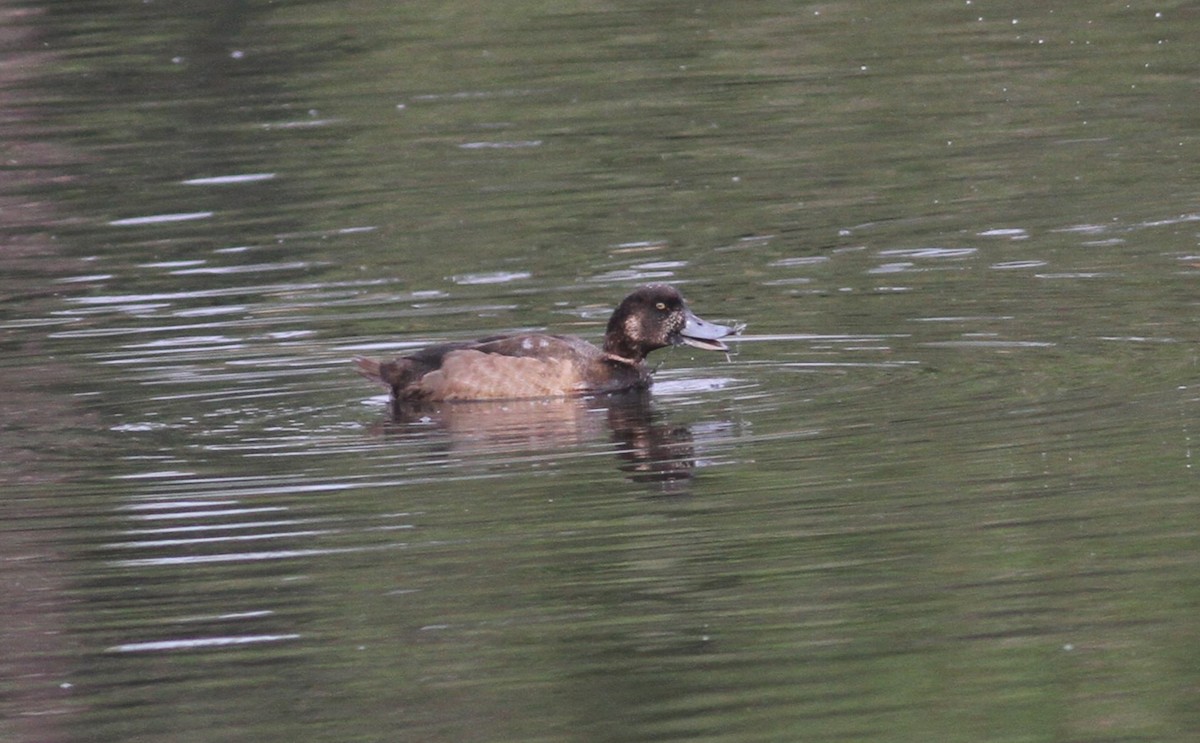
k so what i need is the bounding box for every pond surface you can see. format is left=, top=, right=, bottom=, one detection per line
left=3, top=1, right=1199, bottom=741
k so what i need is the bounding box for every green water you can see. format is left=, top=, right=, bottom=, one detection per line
left=2, top=1, right=1198, bottom=741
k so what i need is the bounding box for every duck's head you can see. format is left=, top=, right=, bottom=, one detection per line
left=603, top=284, right=739, bottom=361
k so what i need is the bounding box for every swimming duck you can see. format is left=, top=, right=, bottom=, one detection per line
left=355, top=284, right=738, bottom=402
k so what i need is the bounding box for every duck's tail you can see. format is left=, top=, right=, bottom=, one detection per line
left=353, top=356, right=387, bottom=386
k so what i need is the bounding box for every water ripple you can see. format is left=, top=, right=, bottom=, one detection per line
left=181, top=173, right=276, bottom=185
left=108, top=211, right=213, bottom=226
left=106, top=634, right=302, bottom=653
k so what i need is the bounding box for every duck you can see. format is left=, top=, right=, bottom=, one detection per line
left=354, top=284, right=739, bottom=402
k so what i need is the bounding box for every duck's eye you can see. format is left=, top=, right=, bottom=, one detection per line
left=655, top=302, right=667, bottom=311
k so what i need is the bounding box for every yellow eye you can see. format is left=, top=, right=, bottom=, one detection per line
left=655, top=302, right=667, bottom=311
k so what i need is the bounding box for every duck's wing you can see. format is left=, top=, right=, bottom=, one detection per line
left=414, top=349, right=586, bottom=400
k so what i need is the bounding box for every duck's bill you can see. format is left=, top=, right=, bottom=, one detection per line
left=679, top=310, right=739, bottom=352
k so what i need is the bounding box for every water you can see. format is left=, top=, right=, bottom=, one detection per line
left=3, top=1, right=1199, bottom=741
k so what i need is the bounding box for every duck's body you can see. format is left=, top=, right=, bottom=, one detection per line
left=355, top=332, right=649, bottom=401
left=355, top=284, right=737, bottom=402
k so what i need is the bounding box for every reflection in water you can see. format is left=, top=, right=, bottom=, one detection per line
left=606, top=395, right=697, bottom=490
left=378, top=395, right=602, bottom=444
left=374, top=392, right=706, bottom=491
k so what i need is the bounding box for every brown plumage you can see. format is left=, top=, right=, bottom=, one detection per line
left=355, top=284, right=738, bottom=402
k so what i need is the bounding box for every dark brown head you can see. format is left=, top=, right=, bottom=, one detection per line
left=603, top=284, right=737, bottom=361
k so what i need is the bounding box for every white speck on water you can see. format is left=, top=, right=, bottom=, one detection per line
left=990, top=260, right=1046, bottom=270
left=109, top=211, right=213, bottom=226
left=458, top=140, right=542, bottom=149
left=978, top=228, right=1029, bottom=239
left=182, top=173, right=275, bottom=186
left=869, top=262, right=913, bottom=275
left=450, top=271, right=531, bottom=285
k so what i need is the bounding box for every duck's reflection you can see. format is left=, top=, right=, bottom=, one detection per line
left=371, top=391, right=704, bottom=491
left=604, top=394, right=696, bottom=489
